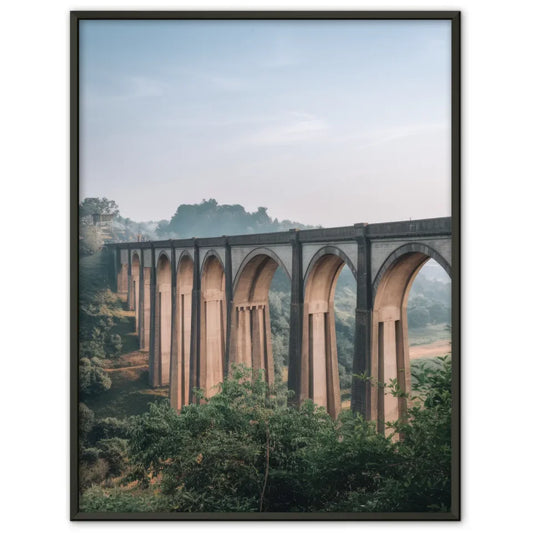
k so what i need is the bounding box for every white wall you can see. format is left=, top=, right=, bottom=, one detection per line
left=2, top=0, right=532, bottom=531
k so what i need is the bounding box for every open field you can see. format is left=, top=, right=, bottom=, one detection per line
left=410, top=339, right=451, bottom=359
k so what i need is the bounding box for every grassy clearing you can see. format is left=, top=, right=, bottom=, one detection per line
left=84, top=350, right=169, bottom=419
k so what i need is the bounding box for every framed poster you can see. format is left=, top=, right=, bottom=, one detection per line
left=71, top=10, right=460, bottom=520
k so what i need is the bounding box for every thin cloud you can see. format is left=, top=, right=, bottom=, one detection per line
left=328, top=122, right=449, bottom=150
left=243, top=112, right=329, bottom=146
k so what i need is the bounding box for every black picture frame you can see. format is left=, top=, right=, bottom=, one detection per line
left=71, top=10, right=460, bottom=521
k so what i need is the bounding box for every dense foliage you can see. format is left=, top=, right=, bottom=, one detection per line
left=158, top=198, right=315, bottom=239
left=79, top=359, right=451, bottom=513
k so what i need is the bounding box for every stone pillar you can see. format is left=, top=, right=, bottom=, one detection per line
left=158, top=280, right=172, bottom=385
left=302, top=299, right=341, bottom=418
left=352, top=223, right=372, bottom=419
left=138, top=251, right=144, bottom=342
left=140, top=264, right=151, bottom=351
left=127, top=248, right=133, bottom=310
left=176, top=275, right=193, bottom=410
left=169, top=245, right=179, bottom=409
left=109, top=247, right=119, bottom=293
left=231, top=302, right=274, bottom=384
left=288, top=230, right=303, bottom=405
left=117, top=249, right=129, bottom=297
left=189, top=241, right=201, bottom=403
left=200, top=293, right=225, bottom=395
left=373, top=310, right=403, bottom=435
left=148, top=245, right=157, bottom=387
left=224, top=239, right=233, bottom=377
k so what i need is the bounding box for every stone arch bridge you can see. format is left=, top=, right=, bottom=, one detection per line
left=108, top=217, right=451, bottom=427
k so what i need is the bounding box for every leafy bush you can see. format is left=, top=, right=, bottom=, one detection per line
left=119, top=362, right=451, bottom=513
left=81, top=447, right=100, bottom=465
left=80, top=487, right=172, bottom=513
left=89, top=417, right=130, bottom=444
left=97, top=438, right=129, bottom=477
left=107, top=334, right=123, bottom=356
left=79, top=357, right=112, bottom=397
left=79, top=403, right=95, bottom=442
left=80, top=458, right=110, bottom=489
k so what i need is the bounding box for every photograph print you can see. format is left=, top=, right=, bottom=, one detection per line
left=72, top=11, right=460, bottom=520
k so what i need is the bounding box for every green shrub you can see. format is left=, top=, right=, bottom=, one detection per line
left=80, top=458, right=109, bottom=489
left=89, top=417, right=130, bottom=444
left=80, top=447, right=100, bottom=465
left=79, top=357, right=112, bottom=397
left=107, top=334, right=123, bottom=356
left=80, top=362, right=451, bottom=513
left=79, top=403, right=95, bottom=442
left=80, top=487, right=171, bottom=513
left=97, top=438, right=128, bottom=477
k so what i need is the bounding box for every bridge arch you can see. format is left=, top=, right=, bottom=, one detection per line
left=300, top=247, right=357, bottom=418
left=152, top=252, right=172, bottom=386
left=230, top=248, right=290, bottom=384
left=303, top=246, right=356, bottom=286
left=370, top=242, right=451, bottom=433
left=233, top=247, right=291, bottom=289
left=200, top=254, right=226, bottom=397
left=201, top=249, right=225, bottom=274
left=372, top=242, right=451, bottom=299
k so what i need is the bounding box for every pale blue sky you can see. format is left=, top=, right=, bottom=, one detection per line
left=79, top=19, right=451, bottom=226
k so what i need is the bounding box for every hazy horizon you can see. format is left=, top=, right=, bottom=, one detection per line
left=79, top=19, right=451, bottom=227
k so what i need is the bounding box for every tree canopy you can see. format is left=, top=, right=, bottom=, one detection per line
left=160, top=198, right=314, bottom=238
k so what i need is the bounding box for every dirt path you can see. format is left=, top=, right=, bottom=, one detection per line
left=105, top=364, right=147, bottom=373
left=409, top=339, right=451, bottom=359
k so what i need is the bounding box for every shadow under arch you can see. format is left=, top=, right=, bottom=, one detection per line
left=200, top=249, right=225, bottom=275
left=300, top=246, right=357, bottom=418
left=170, top=252, right=194, bottom=410
left=199, top=254, right=226, bottom=397
left=370, top=242, right=451, bottom=434
left=152, top=252, right=172, bottom=387
left=230, top=248, right=290, bottom=384
left=232, top=247, right=291, bottom=291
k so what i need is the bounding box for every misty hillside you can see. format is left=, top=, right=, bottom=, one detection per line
left=79, top=197, right=315, bottom=253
